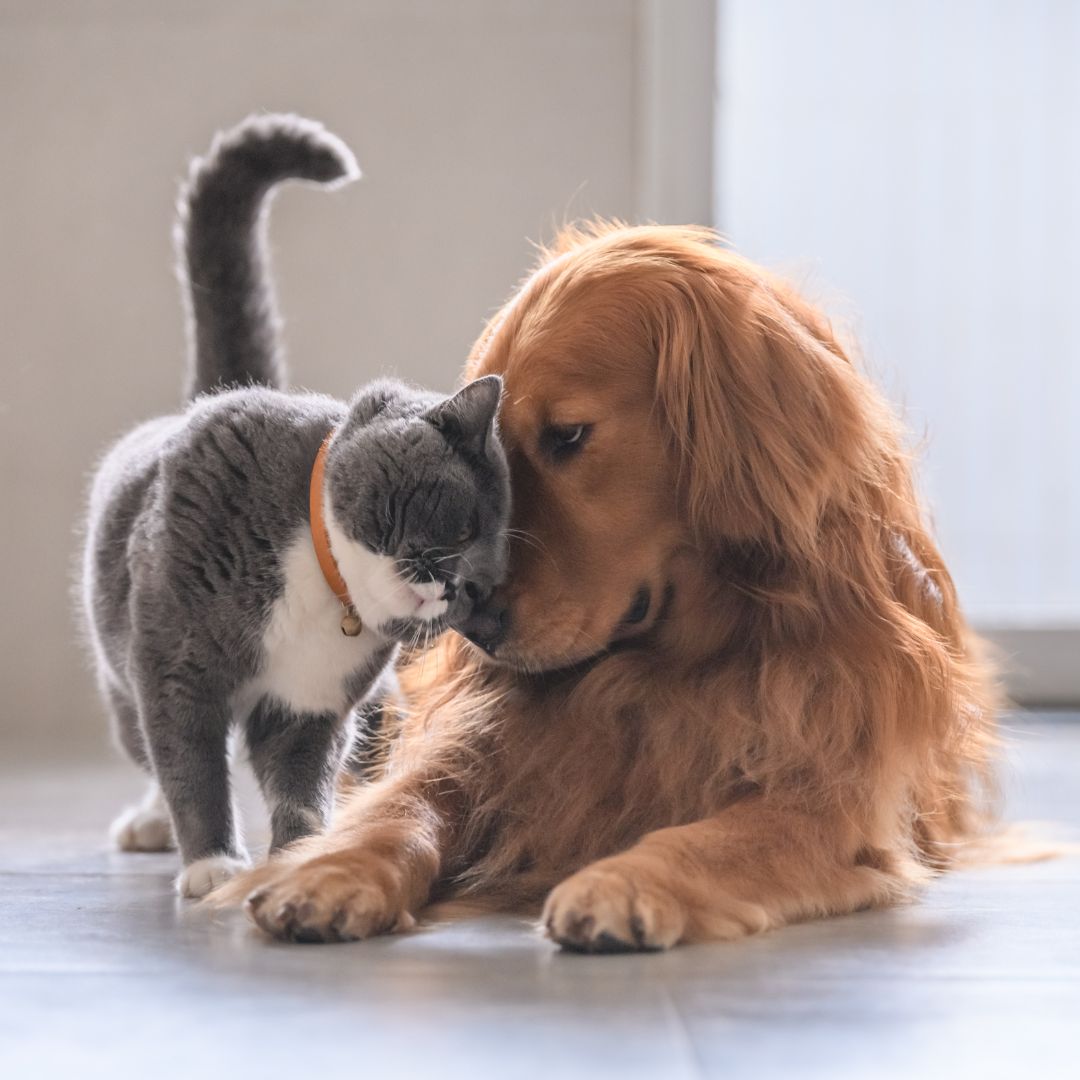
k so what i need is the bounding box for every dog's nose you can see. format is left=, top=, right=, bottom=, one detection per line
left=463, top=580, right=488, bottom=604
left=458, top=597, right=511, bottom=655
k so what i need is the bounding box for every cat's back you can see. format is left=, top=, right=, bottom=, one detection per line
left=83, top=388, right=343, bottom=675
left=85, top=387, right=309, bottom=541
left=90, top=387, right=340, bottom=534
left=153, top=388, right=343, bottom=551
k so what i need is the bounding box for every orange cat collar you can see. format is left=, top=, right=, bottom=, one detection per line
left=309, top=433, right=363, bottom=636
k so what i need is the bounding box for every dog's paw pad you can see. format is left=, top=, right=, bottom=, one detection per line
left=559, top=930, right=644, bottom=955
left=243, top=862, right=414, bottom=943
left=177, top=854, right=250, bottom=899
left=542, top=866, right=686, bottom=953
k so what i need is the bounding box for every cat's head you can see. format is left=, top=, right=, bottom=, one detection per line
left=324, top=375, right=510, bottom=637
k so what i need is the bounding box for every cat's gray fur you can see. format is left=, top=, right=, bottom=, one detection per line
left=81, top=115, right=509, bottom=897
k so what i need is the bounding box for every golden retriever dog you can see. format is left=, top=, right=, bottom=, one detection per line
left=219, top=222, right=997, bottom=951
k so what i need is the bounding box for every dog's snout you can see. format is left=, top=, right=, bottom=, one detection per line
left=458, top=597, right=511, bottom=656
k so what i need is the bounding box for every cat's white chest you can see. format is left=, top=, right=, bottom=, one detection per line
left=251, top=531, right=387, bottom=715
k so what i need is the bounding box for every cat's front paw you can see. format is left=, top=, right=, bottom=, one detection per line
left=177, top=854, right=250, bottom=899
left=243, top=855, right=415, bottom=944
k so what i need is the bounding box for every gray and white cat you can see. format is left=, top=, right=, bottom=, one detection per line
left=81, top=114, right=510, bottom=898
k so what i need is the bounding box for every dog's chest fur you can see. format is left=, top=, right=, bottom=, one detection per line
left=243, top=530, right=390, bottom=716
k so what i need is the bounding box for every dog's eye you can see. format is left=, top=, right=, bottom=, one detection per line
left=541, top=423, right=592, bottom=461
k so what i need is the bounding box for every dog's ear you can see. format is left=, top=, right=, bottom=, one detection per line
left=655, top=257, right=887, bottom=552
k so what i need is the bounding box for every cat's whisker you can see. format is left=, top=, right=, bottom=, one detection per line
left=504, top=527, right=546, bottom=552
left=503, top=527, right=558, bottom=572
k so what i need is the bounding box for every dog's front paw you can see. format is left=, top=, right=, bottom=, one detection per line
left=542, top=863, right=687, bottom=953
left=177, top=854, right=249, bottom=899
left=243, top=856, right=415, bottom=944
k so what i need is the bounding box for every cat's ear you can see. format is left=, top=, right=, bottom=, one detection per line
left=426, top=375, right=502, bottom=453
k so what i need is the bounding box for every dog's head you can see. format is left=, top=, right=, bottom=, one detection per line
left=458, top=224, right=888, bottom=673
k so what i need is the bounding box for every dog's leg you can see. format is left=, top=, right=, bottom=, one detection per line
left=223, top=774, right=447, bottom=943
left=542, top=797, right=913, bottom=952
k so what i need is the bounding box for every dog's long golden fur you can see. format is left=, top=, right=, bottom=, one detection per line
left=219, top=223, right=998, bottom=950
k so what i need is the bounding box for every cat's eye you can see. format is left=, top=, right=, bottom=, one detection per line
left=379, top=497, right=396, bottom=551
left=541, top=422, right=592, bottom=462
left=457, top=514, right=479, bottom=546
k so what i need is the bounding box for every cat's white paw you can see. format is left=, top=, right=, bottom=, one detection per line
left=111, top=786, right=175, bottom=852
left=177, top=854, right=250, bottom=899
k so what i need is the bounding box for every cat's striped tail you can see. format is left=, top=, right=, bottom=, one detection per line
left=175, top=114, right=359, bottom=399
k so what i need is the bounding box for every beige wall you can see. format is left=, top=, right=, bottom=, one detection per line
left=0, top=1, right=715, bottom=757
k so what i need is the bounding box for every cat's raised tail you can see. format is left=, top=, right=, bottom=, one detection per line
left=175, top=114, right=360, bottom=399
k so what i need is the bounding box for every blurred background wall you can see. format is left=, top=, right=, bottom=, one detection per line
left=0, top=0, right=713, bottom=759
left=2, top=0, right=1074, bottom=763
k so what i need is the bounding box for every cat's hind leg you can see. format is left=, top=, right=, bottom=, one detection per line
left=111, top=782, right=175, bottom=853
left=245, top=699, right=352, bottom=852
left=104, top=681, right=175, bottom=852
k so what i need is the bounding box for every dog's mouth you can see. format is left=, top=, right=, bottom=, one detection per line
left=482, top=581, right=675, bottom=683
left=611, top=584, right=654, bottom=637
left=608, top=580, right=673, bottom=648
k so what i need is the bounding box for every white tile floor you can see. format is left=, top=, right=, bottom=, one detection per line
left=1, top=716, right=1077, bottom=1080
